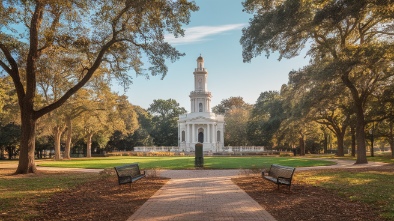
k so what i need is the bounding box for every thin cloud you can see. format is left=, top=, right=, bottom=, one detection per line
left=165, top=23, right=246, bottom=45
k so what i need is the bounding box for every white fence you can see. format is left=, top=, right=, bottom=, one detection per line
left=134, top=146, right=265, bottom=153
left=134, top=146, right=180, bottom=152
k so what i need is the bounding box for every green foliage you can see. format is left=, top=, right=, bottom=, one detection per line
left=212, top=97, right=252, bottom=146
left=224, top=107, right=251, bottom=146
left=0, top=123, right=21, bottom=159
left=248, top=91, right=284, bottom=146
left=1, top=0, right=199, bottom=173
left=241, top=0, right=394, bottom=162
left=212, top=96, right=252, bottom=115
left=148, top=99, right=187, bottom=146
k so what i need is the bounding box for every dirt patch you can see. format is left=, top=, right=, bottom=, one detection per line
left=232, top=167, right=391, bottom=221
left=32, top=172, right=169, bottom=221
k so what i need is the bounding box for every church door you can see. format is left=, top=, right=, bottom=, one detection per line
left=198, top=132, right=204, bottom=143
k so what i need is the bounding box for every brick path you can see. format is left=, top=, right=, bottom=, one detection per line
left=127, top=170, right=276, bottom=221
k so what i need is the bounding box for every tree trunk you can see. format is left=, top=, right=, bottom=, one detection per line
left=323, top=134, right=328, bottom=154
left=299, top=137, right=305, bottom=156
left=64, top=117, right=72, bottom=160
left=16, top=110, right=37, bottom=174
left=355, top=106, right=368, bottom=164
left=86, top=133, right=93, bottom=158
left=390, top=121, right=394, bottom=159
left=6, top=146, right=13, bottom=160
left=370, top=132, right=374, bottom=157
left=351, top=126, right=356, bottom=157
left=53, top=126, right=64, bottom=160
left=336, top=132, right=345, bottom=157
left=341, top=73, right=367, bottom=164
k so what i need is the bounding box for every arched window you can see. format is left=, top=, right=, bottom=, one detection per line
left=217, top=131, right=221, bottom=142
left=198, top=132, right=204, bottom=143
left=199, top=103, right=203, bottom=112
left=182, top=131, right=185, bottom=142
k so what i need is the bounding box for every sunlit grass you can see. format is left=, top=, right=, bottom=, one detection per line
left=36, top=156, right=335, bottom=170
left=303, top=152, right=394, bottom=164
left=0, top=169, right=99, bottom=220
left=296, top=169, right=394, bottom=219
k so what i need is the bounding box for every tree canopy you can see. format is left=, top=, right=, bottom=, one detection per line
left=241, top=0, right=394, bottom=163
left=0, top=0, right=198, bottom=173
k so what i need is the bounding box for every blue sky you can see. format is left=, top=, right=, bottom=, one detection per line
left=121, top=0, right=310, bottom=111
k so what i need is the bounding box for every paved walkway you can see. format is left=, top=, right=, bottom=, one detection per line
left=127, top=170, right=276, bottom=221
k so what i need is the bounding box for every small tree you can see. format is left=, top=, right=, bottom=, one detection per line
left=148, top=99, right=187, bottom=146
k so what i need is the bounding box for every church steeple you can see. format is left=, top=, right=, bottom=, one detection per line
left=190, top=55, right=211, bottom=113
left=197, top=54, right=204, bottom=70
left=194, top=55, right=208, bottom=92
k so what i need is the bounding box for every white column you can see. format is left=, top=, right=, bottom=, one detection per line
left=207, top=123, right=210, bottom=143
left=213, top=124, right=216, bottom=143
left=192, top=124, right=195, bottom=143
left=220, top=129, right=224, bottom=145
left=185, top=124, right=189, bottom=144
left=178, top=123, right=181, bottom=146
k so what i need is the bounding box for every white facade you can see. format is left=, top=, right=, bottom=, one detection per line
left=178, top=56, right=225, bottom=152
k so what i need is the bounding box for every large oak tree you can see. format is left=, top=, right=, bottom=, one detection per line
left=241, top=0, right=394, bottom=164
left=0, top=0, right=198, bottom=173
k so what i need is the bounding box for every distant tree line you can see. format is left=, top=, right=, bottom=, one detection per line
left=0, top=78, right=186, bottom=159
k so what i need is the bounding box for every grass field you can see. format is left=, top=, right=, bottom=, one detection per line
left=0, top=169, right=99, bottom=220
left=34, top=156, right=336, bottom=169
left=297, top=168, right=394, bottom=219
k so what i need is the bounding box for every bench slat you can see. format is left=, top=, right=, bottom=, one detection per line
left=262, top=164, right=295, bottom=190
left=114, top=163, right=145, bottom=185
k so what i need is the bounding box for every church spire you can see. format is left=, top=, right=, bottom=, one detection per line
left=197, top=54, right=204, bottom=71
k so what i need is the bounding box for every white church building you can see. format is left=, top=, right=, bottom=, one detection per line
left=178, top=56, right=225, bottom=152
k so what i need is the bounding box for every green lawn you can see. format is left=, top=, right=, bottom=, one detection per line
left=0, top=170, right=99, bottom=220
left=297, top=168, right=394, bottom=219
left=36, top=156, right=335, bottom=169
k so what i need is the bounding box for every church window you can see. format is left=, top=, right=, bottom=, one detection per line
left=199, top=103, right=203, bottom=112
left=182, top=131, right=185, bottom=142
left=198, top=132, right=204, bottom=143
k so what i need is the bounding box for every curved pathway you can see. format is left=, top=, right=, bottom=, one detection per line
left=296, top=158, right=388, bottom=171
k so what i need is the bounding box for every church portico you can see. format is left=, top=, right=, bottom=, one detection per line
left=178, top=56, right=225, bottom=152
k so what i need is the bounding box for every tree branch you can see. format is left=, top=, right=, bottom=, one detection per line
left=0, top=43, right=25, bottom=106
left=34, top=39, right=116, bottom=119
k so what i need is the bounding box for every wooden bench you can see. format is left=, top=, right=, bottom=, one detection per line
left=262, top=164, right=296, bottom=190
left=114, top=163, right=145, bottom=186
